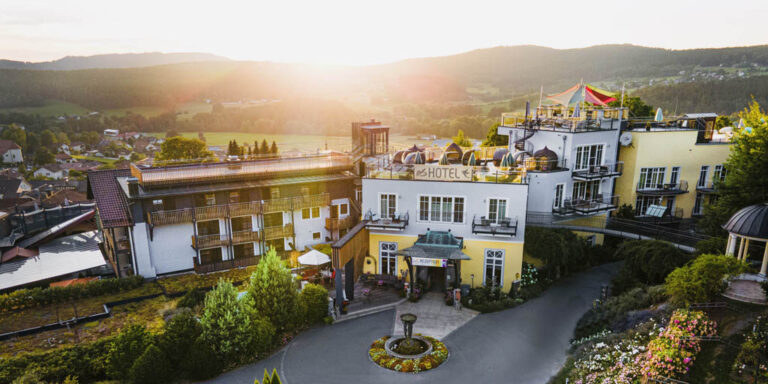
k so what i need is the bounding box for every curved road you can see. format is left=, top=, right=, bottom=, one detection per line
left=205, top=263, right=619, bottom=384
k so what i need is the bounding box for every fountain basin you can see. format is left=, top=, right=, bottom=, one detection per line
left=384, top=335, right=433, bottom=359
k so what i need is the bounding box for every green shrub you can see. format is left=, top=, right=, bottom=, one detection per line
left=0, top=275, right=145, bottom=312
left=0, top=336, right=113, bottom=384
left=665, top=254, right=748, bottom=305
left=158, top=310, right=202, bottom=375
left=175, top=287, right=206, bottom=309
left=179, top=337, right=223, bottom=381
left=573, top=285, right=667, bottom=339
left=201, top=279, right=275, bottom=366
left=129, top=344, right=172, bottom=384
left=106, top=324, right=153, bottom=379
left=611, top=240, right=690, bottom=294
left=248, top=248, right=301, bottom=331
left=695, top=237, right=727, bottom=256
left=299, top=284, right=329, bottom=325
left=256, top=368, right=282, bottom=384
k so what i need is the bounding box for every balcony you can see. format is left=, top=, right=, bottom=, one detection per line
left=636, top=181, right=689, bottom=196
left=231, top=230, right=260, bottom=244
left=524, top=158, right=568, bottom=173
left=193, top=255, right=261, bottom=274
left=572, top=162, right=623, bottom=181
left=195, top=205, right=228, bottom=221
left=293, top=193, right=330, bottom=210
left=264, top=223, right=294, bottom=240
left=364, top=211, right=409, bottom=231
left=230, top=201, right=262, bottom=217
left=695, top=181, right=718, bottom=193
left=192, top=233, right=229, bottom=250
left=150, top=208, right=194, bottom=226
left=471, top=216, right=518, bottom=237
left=325, top=215, right=356, bottom=231
left=553, top=195, right=619, bottom=216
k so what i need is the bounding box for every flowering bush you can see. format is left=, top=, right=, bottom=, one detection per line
left=520, top=262, right=538, bottom=287
left=570, top=320, right=659, bottom=384
left=734, top=315, right=768, bottom=378
left=368, top=335, right=448, bottom=373
left=640, top=309, right=717, bottom=379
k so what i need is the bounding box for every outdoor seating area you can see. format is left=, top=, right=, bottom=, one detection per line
left=329, top=276, right=403, bottom=314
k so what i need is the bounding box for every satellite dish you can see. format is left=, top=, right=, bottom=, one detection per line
left=619, top=132, right=633, bottom=146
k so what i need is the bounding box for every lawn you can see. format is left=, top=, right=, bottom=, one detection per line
left=0, top=100, right=90, bottom=117
left=101, top=106, right=168, bottom=118
left=71, top=155, right=117, bottom=166
left=149, top=132, right=436, bottom=153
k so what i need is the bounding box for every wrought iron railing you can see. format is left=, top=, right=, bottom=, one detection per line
left=471, top=215, right=518, bottom=237
left=636, top=181, right=689, bottom=194
left=572, top=162, right=623, bottom=180
left=553, top=195, right=620, bottom=215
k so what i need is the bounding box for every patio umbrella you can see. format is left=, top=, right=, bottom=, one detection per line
left=737, top=118, right=746, bottom=129
left=572, top=103, right=581, bottom=118
left=654, top=108, right=664, bottom=122
left=719, top=126, right=733, bottom=135
left=467, top=152, right=476, bottom=166
left=439, top=152, right=449, bottom=165
left=414, top=152, right=425, bottom=164
left=298, top=249, right=331, bottom=266
left=546, top=83, right=617, bottom=106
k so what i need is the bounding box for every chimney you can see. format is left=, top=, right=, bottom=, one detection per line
left=127, top=177, right=139, bottom=197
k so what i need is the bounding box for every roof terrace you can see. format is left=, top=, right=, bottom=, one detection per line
left=130, top=153, right=353, bottom=188
left=500, top=106, right=627, bottom=132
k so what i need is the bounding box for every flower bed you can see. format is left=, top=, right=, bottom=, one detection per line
left=368, top=335, right=448, bottom=373
left=641, top=309, right=717, bottom=379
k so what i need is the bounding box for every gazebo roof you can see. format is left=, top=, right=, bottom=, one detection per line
left=397, top=231, right=470, bottom=260
left=533, top=146, right=558, bottom=160
left=723, top=203, right=768, bottom=239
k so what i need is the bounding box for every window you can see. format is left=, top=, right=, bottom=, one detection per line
left=340, top=203, right=348, bottom=215
left=488, top=198, right=507, bottom=223
left=635, top=196, right=661, bottom=216
left=302, top=207, right=320, bottom=220
left=574, top=145, right=604, bottom=171
left=484, top=249, right=504, bottom=287
left=554, top=184, right=565, bottom=208
left=669, top=167, right=681, bottom=185
left=713, top=165, right=726, bottom=183
left=380, top=193, right=396, bottom=219
left=200, top=247, right=223, bottom=264
left=204, top=193, right=216, bottom=206
left=196, top=220, right=220, bottom=236
left=265, top=238, right=285, bottom=252
left=380, top=242, right=397, bottom=275
left=152, top=199, right=163, bottom=210
left=229, top=191, right=240, bottom=204
left=419, top=196, right=464, bottom=223
left=693, top=193, right=704, bottom=215
left=270, top=187, right=280, bottom=200
left=355, top=189, right=362, bottom=202
left=572, top=180, right=600, bottom=200
left=233, top=243, right=254, bottom=259
left=698, top=166, right=709, bottom=188
left=639, top=167, right=666, bottom=189
left=231, top=216, right=252, bottom=232
left=312, top=232, right=321, bottom=240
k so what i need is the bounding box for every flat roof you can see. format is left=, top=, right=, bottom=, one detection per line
left=0, top=231, right=106, bottom=290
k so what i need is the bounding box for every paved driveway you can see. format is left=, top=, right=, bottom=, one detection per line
left=204, top=262, right=619, bottom=384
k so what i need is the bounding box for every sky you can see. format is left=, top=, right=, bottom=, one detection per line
left=2, top=0, right=767, bottom=65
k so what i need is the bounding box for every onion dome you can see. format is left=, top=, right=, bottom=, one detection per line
left=392, top=150, right=406, bottom=164
left=723, top=203, right=768, bottom=239
left=533, top=146, right=558, bottom=161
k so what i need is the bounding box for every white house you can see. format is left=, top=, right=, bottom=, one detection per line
left=34, top=164, right=66, bottom=180
left=103, top=129, right=119, bottom=137
left=0, top=140, right=23, bottom=164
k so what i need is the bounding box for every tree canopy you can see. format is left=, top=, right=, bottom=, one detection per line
left=155, top=136, right=215, bottom=162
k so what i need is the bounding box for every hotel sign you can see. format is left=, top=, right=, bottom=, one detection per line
left=414, top=165, right=472, bottom=182
left=411, top=257, right=448, bottom=268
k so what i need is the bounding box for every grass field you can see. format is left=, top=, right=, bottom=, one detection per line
left=0, top=100, right=91, bottom=117
left=101, top=106, right=168, bottom=118
left=71, top=155, right=117, bottom=165
left=149, top=132, right=437, bottom=153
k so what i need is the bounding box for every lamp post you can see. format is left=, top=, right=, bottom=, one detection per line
left=470, top=273, right=474, bottom=288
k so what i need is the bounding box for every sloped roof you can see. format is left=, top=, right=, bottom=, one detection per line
left=723, top=203, right=768, bottom=239
left=43, top=189, right=90, bottom=207
left=0, top=139, right=21, bottom=154
left=0, top=176, right=24, bottom=198
left=87, top=169, right=133, bottom=228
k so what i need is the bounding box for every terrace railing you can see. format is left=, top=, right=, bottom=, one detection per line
left=572, top=162, right=623, bottom=180
left=229, top=201, right=263, bottom=217
left=636, top=181, right=689, bottom=195
left=326, top=215, right=356, bottom=231
left=553, top=195, right=620, bottom=216
left=191, top=233, right=229, bottom=250
left=471, top=215, right=518, bottom=237
left=193, top=255, right=261, bottom=274
left=231, top=230, right=260, bottom=244
left=365, top=164, right=528, bottom=185
left=364, top=211, right=409, bottom=231
left=263, top=223, right=294, bottom=240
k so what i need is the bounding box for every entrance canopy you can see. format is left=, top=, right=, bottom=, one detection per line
left=397, top=231, right=470, bottom=261
left=547, top=84, right=617, bottom=107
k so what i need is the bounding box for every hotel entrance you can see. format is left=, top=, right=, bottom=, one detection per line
left=399, top=231, right=469, bottom=294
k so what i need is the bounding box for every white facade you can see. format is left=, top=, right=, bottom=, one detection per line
left=33, top=167, right=65, bottom=180
left=2, top=148, right=22, bottom=164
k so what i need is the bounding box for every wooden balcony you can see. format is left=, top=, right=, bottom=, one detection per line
left=325, top=215, right=356, bottom=231
left=193, top=255, right=261, bottom=274
left=264, top=197, right=293, bottom=213
left=230, top=201, right=262, bottom=217
left=293, top=193, right=330, bottom=210
left=195, top=205, right=228, bottom=221
left=264, top=223, right=294, bottom=240
left=232, top=230, right=260, bottom=244
left=191, top=234, right=230, bottom=249
left=150, top=208, right=194, bottom=226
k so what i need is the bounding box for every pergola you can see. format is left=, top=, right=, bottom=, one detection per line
left=723, top=203, right=768, bottom=274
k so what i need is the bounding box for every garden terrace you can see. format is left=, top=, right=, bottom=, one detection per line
left=129, top=153, right=353, bottom=188
left=500, top=106, right=626, bottom=133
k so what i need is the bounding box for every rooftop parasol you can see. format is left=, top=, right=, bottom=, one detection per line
left=654, top=108, right=664, bottom=122
left=546, top=83, right=617, bottom=107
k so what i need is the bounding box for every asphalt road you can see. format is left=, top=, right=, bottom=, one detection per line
left=204, top=262, right=619, bottom=384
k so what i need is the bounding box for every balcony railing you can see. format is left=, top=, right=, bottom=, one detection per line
left=572, top=162, right=624, bottom=180
left=636, top=181, right=689, bottom=195
left=325, top=215, right=356, bottom=231
left=150, top=193, right=329, bottom=226
left=192, top=233, right=229, bottom=250
left=364, top=211, right=409, bottom=231
left=553, top=195, right=619, bottom=216
left=264, top=223, right=294, bottom=240
left=695, top=181, right=718, bottom=193
left=366, top=164, right=528, bottom=185
left=231, top=230, right=260, bottom=244
left=471, top=215, right=518, bottom=237
left=524, top=158, right=568, bottom=173
left=193, top=255, right=261, bottom=274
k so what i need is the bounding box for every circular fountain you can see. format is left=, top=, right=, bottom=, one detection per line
left=369, top=313, right=448, bottom=373
left=383, top=314, right=433, bottom=359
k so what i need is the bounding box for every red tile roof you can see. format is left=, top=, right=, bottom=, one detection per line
left=87, top=169, right=132, bottom=228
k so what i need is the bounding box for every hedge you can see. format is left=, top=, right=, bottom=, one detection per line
left=0, top=275, right=145, bottom=312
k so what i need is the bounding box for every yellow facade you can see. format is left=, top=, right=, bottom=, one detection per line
left=367, top=233, right=524, bottom=290
left=615, top=130, right=732, bottom=218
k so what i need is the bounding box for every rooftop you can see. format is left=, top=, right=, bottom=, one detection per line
left=87, top=169, right=133, bottom=228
